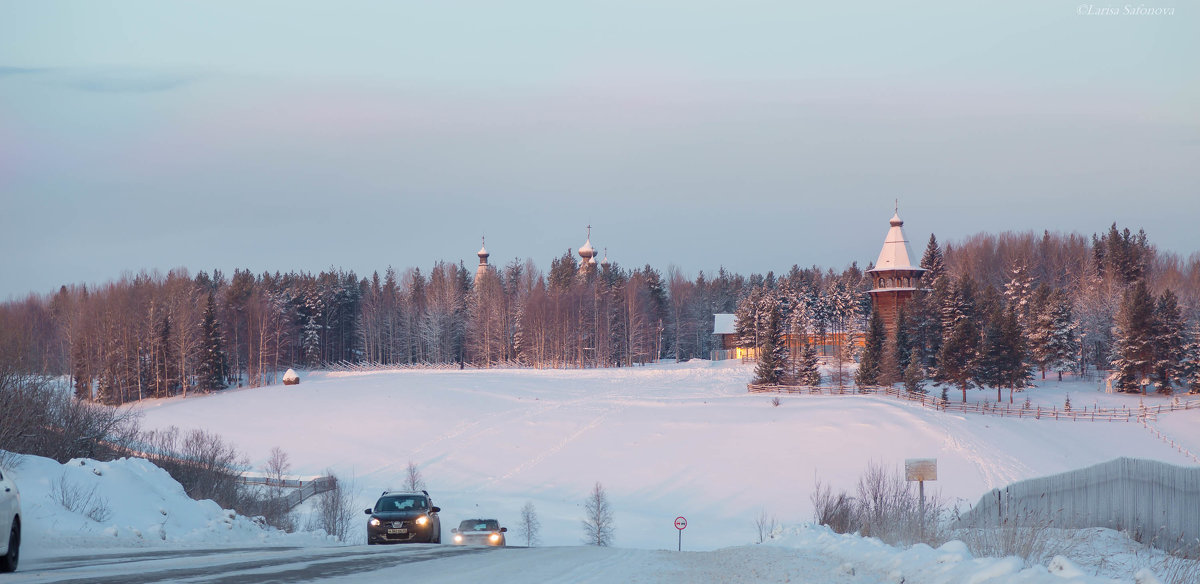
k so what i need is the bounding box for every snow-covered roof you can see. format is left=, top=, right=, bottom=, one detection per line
left=713, top=313, right=737, bottom=335
left=283, top=368, right=299, bottom=381
left=868, top=211, right=923, bottom=273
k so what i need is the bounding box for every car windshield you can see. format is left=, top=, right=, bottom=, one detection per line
left=375, top=495, right=427, bottom=512
left=460, top=519, right=499, bottom=531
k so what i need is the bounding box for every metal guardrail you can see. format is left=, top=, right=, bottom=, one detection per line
left=238, top=475, right=337, bottom=511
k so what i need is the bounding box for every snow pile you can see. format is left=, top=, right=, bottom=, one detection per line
left=762, top=525, right=1111, bottom=584
left=4, top=453, right=331, bottom=557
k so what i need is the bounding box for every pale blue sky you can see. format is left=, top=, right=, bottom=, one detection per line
left=1, top=1, right=1196, bottom=299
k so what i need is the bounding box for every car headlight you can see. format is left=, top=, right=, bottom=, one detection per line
left=415, top=515, right=428, bottom=526
left=454, top=534, right=463, bottom=543
left=369, top=517, right=381, bottom=527
left=489, top=533, right=500, bottom=542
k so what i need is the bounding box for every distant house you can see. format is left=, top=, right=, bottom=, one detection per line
left=712, top=314, right=756, bottom=361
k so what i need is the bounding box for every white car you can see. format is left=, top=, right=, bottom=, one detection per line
left=0, top=467, right=19, bottom=572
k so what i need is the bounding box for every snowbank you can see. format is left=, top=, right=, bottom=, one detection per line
left=3, top=453, right=331, bottom=560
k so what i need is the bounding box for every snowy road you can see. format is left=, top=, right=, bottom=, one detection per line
left=9, top=544, right=499, bottom=584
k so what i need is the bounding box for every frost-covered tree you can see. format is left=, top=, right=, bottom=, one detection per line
left=935, top=278, right=979, bottom=402
left=734, top=286, right=763, bottom=351
left=976, top=305, right=1032, bottom=403
left=1151, top=289, right=1184, bottom=394
left=581, top=482, right=614, bottom=546
left=920, top=234, right=945, bottom=283
left=753, top=298, right=788, bottom=385
left=796, top=339, right=821, bottom=386
left=855, top=308, right=884, bottom=387
left=517, top=501, right=541, bottom=547
left=1030, top=289, right=1078, bottom=381
left=904, top=348, right=926, bottom=394
left=1003, top=261, right=1035, bottom=333
left=196, top=291, right=228, bottom=392
left=1179, top=324, right=1200, bottom=394
left=1111, top=280, right=1156, bottom=393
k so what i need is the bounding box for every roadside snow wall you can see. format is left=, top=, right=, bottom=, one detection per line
left=958, top=457, right=1200, bottom=556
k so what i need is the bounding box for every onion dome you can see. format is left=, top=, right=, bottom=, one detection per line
left=578, top=225, right=596, bottom=260
left=600, top=248, right=610, bottom=268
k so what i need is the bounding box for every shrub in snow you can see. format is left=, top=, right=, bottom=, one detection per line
left=283, top=369, right=300, bottom=385
left=812, top=461, right=947, bottom=548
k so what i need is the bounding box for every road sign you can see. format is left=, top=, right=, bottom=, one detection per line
left=675, top=516, right=687, bottom=530
left=905, top=458, right=937, bottom=482
left=905, top=458, right=937, bottom=540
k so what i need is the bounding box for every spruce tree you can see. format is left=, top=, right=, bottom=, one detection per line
left=855, top=308, right=885, bottom=387
left=1151, top=289, right=1184, bottom=394
left=1112, top=280, right=1156, bottom=393
left=796, top=339, right=822, bottom=386
left=1041, top=290, right=1078, bottom=382
left=1179, top=324, right=1200, bottom=394
left=753, top=299, right=788, bottom=385
left=935, top=277, right=979, bottom=402
left=995, top=306, right=1033, bottom=402
left=920, top=234, right=945, bottom=282
left=904, top=348, right=925, bottom=394
left=197, top=291, right=229, bottom=392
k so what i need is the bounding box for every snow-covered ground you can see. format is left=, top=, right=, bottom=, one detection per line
left=4, top=360, right=1199, bottom=582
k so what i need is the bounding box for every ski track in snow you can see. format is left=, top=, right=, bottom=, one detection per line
left=487, top=402, right=626, bottom=486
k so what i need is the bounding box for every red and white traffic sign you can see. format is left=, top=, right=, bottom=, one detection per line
left=674, top=516, right=687, bottom=530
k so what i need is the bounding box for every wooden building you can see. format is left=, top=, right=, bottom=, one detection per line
left=866, top=210, right=924, bottom=341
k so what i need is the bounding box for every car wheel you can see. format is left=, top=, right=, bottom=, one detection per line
left=1, top=521, right=18, bottom=573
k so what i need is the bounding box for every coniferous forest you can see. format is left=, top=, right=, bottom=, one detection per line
left=2, top=224, right=1199, bottom=406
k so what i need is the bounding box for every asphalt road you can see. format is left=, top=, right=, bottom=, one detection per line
left=8, top=544, right=501, bottom=584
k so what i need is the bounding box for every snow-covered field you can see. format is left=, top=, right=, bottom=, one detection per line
left=5, top=360, right=1199, bottom=582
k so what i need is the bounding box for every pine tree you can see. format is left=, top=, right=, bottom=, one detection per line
left=855, top=308, right=884, bottom=387
left=903, top=347, right=926, bottom=394
left=1151, top=289, right=1184, bottom=394
left=197, top=291, right=229, bottom=392
left=1112, top=280, right=1156, bottom=393
left=753, top=299, right=788, bottom=385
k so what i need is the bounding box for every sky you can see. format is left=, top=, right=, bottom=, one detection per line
left=1, top=0, right=1197, bottom=300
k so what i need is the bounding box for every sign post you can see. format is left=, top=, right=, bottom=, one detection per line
left=905, top=458, right=937, bottom=540
left=674, top=516, right=687, bottom=551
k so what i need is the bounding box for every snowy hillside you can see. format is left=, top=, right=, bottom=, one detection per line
left=5, top=360, right=1198, bottom=582
left=128, top=361, right=1197, bottom=550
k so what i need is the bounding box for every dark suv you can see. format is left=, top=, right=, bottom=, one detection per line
left=365, top=490, right=441, bottom=544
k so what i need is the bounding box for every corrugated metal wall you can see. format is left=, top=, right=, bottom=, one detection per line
left=958, top=458, right=1200, bottom=555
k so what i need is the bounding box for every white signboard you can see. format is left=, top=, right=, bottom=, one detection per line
left=905, top=458, right=937, bottom=482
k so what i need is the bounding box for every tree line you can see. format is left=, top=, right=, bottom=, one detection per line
left=3, top=223, right=1198, bottom=406
left=742, top=224, right=1200, bottom=398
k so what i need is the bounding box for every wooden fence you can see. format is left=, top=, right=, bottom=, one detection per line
left=747, top=384, right=1200, bottom=422
left=957, top=458, right=1200, bottom=557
